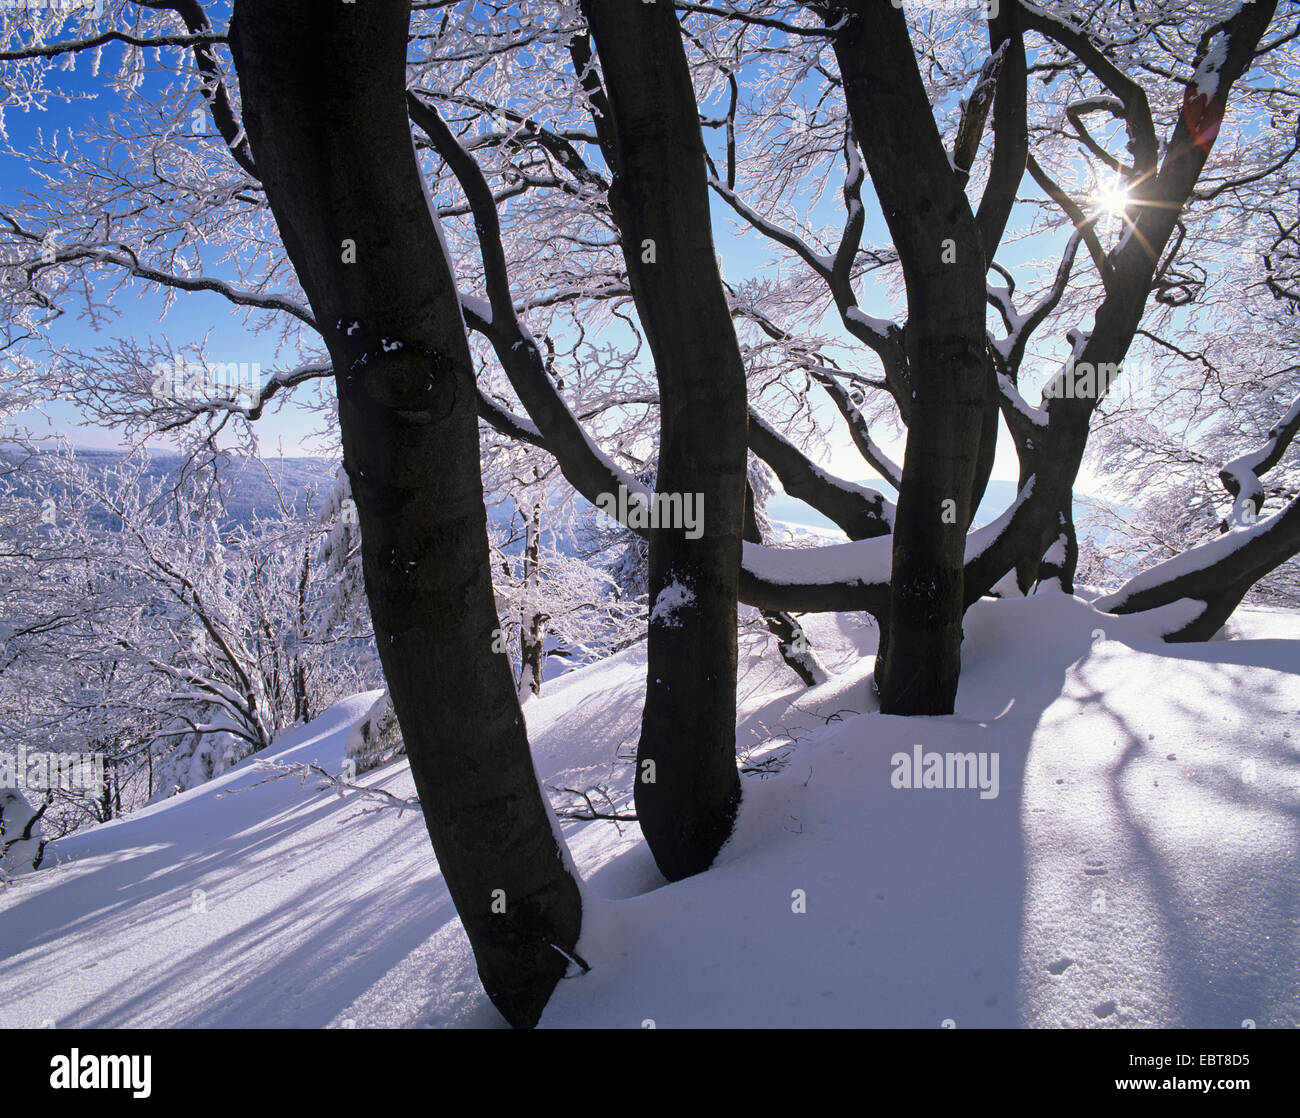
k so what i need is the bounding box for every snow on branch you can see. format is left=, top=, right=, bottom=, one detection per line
left=709, top=175, right=836, bottom=281
left=991, top=228, right=1087, bottom=383
left=0, top=30, right=224, bottom=62
left=996, top=371, right=1048, bottom=432
left=1065, top=96, right=1133, bottom=176
left=1025, top=155, right=1110, bottom=287
left=1, top=212, right=316, bottom=326
left=550, top=784, right=636, bottom=831
left=674, top=3, right=836, bottom=37
left=1219, top=392, right=1300, bottom=529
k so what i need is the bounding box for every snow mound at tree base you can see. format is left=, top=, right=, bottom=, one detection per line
left=344, top=690, right=405, bottom=774
left=0, top=596, right=1295, bottom=1028
left=0, top=788, right=45, bottom=880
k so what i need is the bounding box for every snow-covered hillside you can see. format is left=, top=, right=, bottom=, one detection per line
left=1, top=594, right=1296, bottom=1028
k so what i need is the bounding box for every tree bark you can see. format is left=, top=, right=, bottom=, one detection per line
left=579, top=0, right=747, bottom=880
left=230, top=0, right=582, bottom=1029
left=519, top=503, right=545, bottom=700
left=829, top=1, right=990, bottom=714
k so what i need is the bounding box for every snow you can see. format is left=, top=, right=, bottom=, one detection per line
left=998, top=371, right=1048, bottom=427
left=2, top=598, right=1298, bottom=1028
left=843, top=136, right=863, bottom=189
left=648, top=577, right=694, bottom=628
left=458, top=293, right=493, bottom=328
left=988, top=282, right=1033, bottom=345
left=743, top=533, right=893, bottom=587
left=990, top=569, right=1023, bottom=598
left=1190, top=32, right=1230, bottom=101
left=844, top=304, right=895, bottom=338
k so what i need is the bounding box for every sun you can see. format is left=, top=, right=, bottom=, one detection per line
left=1093, top=181, right=1132, bottom=216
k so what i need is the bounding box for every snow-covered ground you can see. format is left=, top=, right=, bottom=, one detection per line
left=1, top=594, right=1297, bottom=1028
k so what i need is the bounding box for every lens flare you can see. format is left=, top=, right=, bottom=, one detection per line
left=1094, top=182, right=1131, bottom=216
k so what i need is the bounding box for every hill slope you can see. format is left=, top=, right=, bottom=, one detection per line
left=0, top=595, right=1296, bottom=1028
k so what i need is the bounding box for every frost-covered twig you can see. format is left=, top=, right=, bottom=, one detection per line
left=218, top=760, right=419, bottom=814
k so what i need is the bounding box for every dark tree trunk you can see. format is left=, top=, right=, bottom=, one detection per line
left=579, top=0, right=747, bottom=880
left=518, top=503, right=545, bottom=700
left=230, top=0, right=581, bottom=1029
left=294, top=548, right=311, bottom=722
left=830, top=2, right=990, bottom=715
left=968, top=360, right=999, bottom=518
left=1034, top=508, right=1078, bottom=594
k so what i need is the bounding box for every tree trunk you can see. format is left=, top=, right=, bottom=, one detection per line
left=518, top=503, right=545, bottom=701
left=230, top=0, right=582, bottom=1029
left=830, top=2, right=990, bottom=715
left=294, top=548, right=311, bottom=723
left=1035, top=508, right=1078, bottom=594
left=579, top=0, right=747, bottom=880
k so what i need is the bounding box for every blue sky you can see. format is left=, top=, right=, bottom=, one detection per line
left=1, top=5, right=1108, bottom=500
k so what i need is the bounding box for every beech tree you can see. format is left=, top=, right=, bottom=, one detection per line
left=4, top=0, right=1299, bottom=1025
left=226, top=0, right=588, bottom=1029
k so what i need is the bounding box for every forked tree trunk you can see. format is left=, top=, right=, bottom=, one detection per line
left=230, top=0, right=581, bottom=1029
left=830, top=2, right=990, bottom=715
left=580, top=0, right=748, bottom=881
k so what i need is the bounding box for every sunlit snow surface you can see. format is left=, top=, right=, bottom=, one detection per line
left=1, top=595, right=1296, bottom=1028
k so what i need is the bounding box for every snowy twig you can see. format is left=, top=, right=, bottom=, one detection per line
left=552, top=784, right=636, bottom=831
left=217, top=760, right=419, bottom=814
